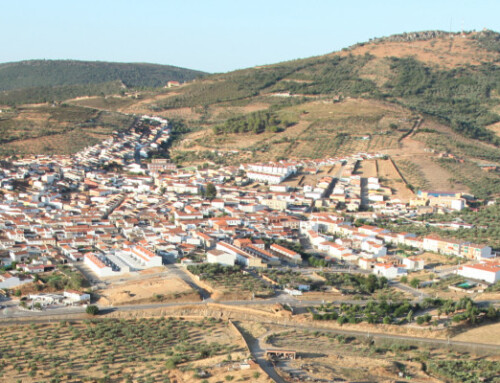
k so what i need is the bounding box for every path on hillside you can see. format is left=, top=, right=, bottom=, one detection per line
left=246, top=329, right=288, bottom=383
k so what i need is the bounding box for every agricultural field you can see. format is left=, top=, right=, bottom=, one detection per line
left=265, top=328, right=499, bottom=383
left=0, top=317, right=263, bottom=383
left=172, top=98, right=414, bottom=164
left=187, top=264, right=275, bottom=300
left=259, top=269, right=315, bottom=289
left=309, top=296, right=499, bottom=327
left=0, top=104, right=135, bottom=155
left=436, top=158, right=500, bottom=199
left=377, top=158, right=415, bottom=201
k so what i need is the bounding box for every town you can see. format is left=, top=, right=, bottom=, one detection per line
left=0, top=116, right=498, bottom=305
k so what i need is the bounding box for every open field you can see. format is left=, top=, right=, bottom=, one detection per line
left=0, top=104, right=135, bottom=155
left=451, top=321, right=500, bottom=345
left=0, top=317, right=265, bottom=383
left=186, top=264, right=275, bottom=300
left=97, top=275, right=200, bottom=306
left=265, top=328, right=499, bottom=383
left=343, top=32, right=499, bottom=68
left=389, top=116, right=500, bottom=197
left=489, top=121, right=500, bottom=138
left=354, top=158, right=378, bottom=178
left=377, top=158, right=415, bottom=201
left=173, top=98, right=414, bottom=164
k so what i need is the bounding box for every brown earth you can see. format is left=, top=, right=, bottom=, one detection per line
left=355, top=159, right=378, bottom=178
left=488, top=121, right=500, bottom=137
left=96, top=275, right=200, bottom=306
left=0, top=316, right=259, bottom=383
left=451, top=322, right=500, bottom=345
left=341, top=33, right=499, bottom=68
left=377, top=158, right=415, bottom=201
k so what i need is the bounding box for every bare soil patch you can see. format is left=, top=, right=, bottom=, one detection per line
left=377, top=158, right=415, bottom=201
left=488, top=121, right=500, bottom=138
left=451, top=321, right=500, bottom=345
left=355, top=159, right=378, bottom=178
left=97, top=275, right=199, bottom=306
left=342, top=34, right=499, bottom=68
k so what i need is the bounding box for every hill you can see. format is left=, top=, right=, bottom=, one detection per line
left=1, top=30, right=500, bottom=197
left=0, top=60, right=206, bottom=104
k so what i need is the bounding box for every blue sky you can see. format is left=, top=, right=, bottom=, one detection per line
left=1, top=0, right=499, bottom=73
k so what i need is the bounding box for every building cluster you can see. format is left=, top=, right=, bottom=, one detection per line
left=74, top=115, right=170, bottom=171
left=0, top=118, right=497, bottom=286
left=410, top=190, right=467, bottom=211
left=302, top=212, right=494, bottom=280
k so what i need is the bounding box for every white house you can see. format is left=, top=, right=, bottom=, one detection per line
left=457, top=262, right=500, bottom=284
left=216, top=241, right=251, bottom=266
left=207, top=249, right=236, bottom=266
left=128, top=245, right=163, bottom=268
left=63, top=290, right=91, bottom=303
left=358, top=257, right=377, bottom=270
left=373, top=263, right=407, bottom=279
left=361, top=241, right=387, bottom=257
left=318, top=241, right=349, bottom=259
left=0, top=273, right=33, bottom=289
left=269, top=243, right=302, bottom=264
left=402, top=257, right=425, bottom=271
left=84, top=253, right=117, bottom=277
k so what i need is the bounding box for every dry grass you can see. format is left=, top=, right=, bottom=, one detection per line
left=451, top=322, right=500, bottom=345
left=377, top=158, right=415, bottom=201
left=487, top=121, right=500, bottom=138
left=0, top=317, right=251, bottom=383
left=97, top=275, right=200, bottom=306
left=175, top=98, right=413, bottom=163
left=355, top=159, right=378, bottom=178
left=342, top=33, right=499, bottom=68
left=267, top=329, right=446, bottom=382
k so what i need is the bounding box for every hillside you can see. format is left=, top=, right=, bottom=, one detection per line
left=1, top=30, right=500, bottom=197
left=0, top=60, right=206, bottom=104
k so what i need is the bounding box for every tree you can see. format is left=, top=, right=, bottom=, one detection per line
left=409, top=278, right=420, bottom=289
left=406, top=310, right=414, bottom=323
left=337, top=316, right=347, bottom=325
left=86, top=305, right=99, bottom=316
left=205, top=183, right=217, bottom=200
left=486, top=305, right=497, bottom=319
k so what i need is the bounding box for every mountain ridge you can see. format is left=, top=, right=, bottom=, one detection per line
left=0, top=59, right=206, bottom=93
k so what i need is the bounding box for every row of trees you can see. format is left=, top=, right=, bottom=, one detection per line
left=320, top=272, right=388, bottom=295
left=312, top=297, right=498, bottom=325
left=427, top=359, right=500, bottom=383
